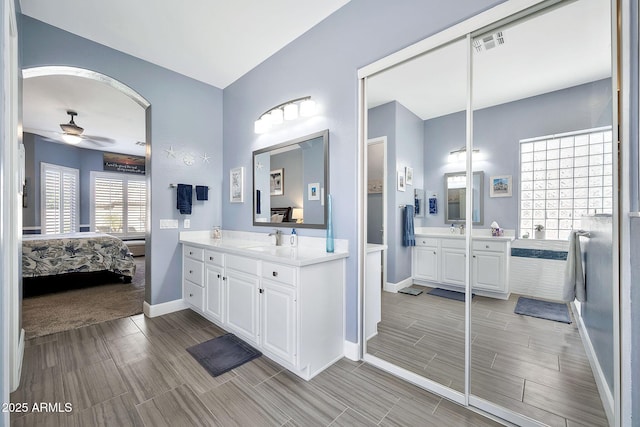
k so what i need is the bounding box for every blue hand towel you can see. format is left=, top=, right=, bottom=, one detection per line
left=402, top=205, right=415, bottom=246
left=195, top=185, right=208, bottom=201
left=429, top=197, right=438, bottom=214
left=177, top=184, right=192, bottom=215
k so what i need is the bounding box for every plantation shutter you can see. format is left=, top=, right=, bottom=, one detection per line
left=91, top=171, right=146, bottom=238
left=41, top=163, right=79, bottom=234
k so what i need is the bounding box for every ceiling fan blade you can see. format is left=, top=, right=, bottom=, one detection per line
left=23, top=128, right=64, bottom=142
left=83, top=135, right=115, bottom=144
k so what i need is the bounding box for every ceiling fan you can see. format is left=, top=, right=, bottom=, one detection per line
left=57, top=110, right=116, bottom=146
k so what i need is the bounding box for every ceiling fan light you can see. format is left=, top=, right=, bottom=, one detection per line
left=62, top=134, right=82, bottom=145
left=299, top=99, right=317, bottom=117
left=283, top=103, right=298, bottom=121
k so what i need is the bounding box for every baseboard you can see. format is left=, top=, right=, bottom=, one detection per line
left=572, top=302, right=614, bottom=425
left=343, top=340, right=360, bottom=361
left=143, top=299, right=188, bottom=318
left=383, top=276, right=413, bottom=293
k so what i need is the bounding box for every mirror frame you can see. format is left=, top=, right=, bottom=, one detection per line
left=252, top=129, right=329, bottom=229
left=444, top=171, right=484, bottom=225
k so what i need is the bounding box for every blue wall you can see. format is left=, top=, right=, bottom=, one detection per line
left=222, top=0, right=503, bottom=342
left=424, top=79, right=612, bottom=231
left=20, top=15, right=224, bottom=305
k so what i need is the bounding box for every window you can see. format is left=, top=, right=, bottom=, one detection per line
left=519, top=126, right=613, bottom=240
left=91, top=171, right=146, bottom=238
left=41, top=163, right=79, bottom=234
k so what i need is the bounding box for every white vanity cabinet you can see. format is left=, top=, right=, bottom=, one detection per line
left=412, top=235, right=511, bottom=299
left=180, top=237, right=347, bottom=380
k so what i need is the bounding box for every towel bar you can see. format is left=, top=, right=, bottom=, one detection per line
left=169, top=184, right=209, bottom=189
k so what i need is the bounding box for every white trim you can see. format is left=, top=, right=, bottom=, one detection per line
left=15, top=328, right=24, bottom=388
left=572, top=302, right=615, bottom=425
left=383, top=276, right=413, bottom=293
left=40, top=162, right=80, bottom=234
left=363, top=353, right=466, bottom=405
left=469, top=395, right=545, bottom=427
left=143, top=299, right=188, bottom=318
left=22, top=226, right=41, bottom=231
left=357, top=0, right=546, bottom=79
left=343, top=340, right=359, bottom=361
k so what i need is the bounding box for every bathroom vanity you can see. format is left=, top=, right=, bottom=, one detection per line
left=179, top=231, right=348, bottom=380
left=412, top=228, right=514, bottom=299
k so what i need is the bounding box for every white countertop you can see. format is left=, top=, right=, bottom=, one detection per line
left=179, top=234, right=349, bottom=267
left=415, top=227, right=515, bottom=241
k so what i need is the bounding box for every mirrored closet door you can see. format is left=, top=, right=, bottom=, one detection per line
left=361, top=0, right=618, bottom=425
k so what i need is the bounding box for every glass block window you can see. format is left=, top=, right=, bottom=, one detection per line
left=519, top=126, right=613, bottom=240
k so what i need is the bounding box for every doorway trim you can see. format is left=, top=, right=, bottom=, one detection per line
left=366, top=137, right=388, bottom=289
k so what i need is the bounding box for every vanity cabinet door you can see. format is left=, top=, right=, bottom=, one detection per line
left=472, top=250, right=505, bottom=292
left=413, top=246, right=439, bottom=282
left=204, top=264, right=225, bottom=324
left=261, top=279, right=297, bottom=365
left=441, top=248, right=466, bottom=286
left=225, top=269, right=260, bottom=346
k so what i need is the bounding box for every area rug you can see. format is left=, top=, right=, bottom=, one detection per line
left=187, top=333, right=262, bottom=377
left=22, top=257, right=145, bottom=339
left=514, top=296, right=571, bottom=324
left=427, top=288, right=472, bottom=301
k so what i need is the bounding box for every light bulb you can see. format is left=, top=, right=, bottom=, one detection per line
left=299, top=99, right=317, bottom=117
left=284, top=103, right=298, bottom=120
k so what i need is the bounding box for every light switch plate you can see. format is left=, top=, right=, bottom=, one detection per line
left=159, top=219, right=179, bottom=229
left=184, top=219, right=191, bottom=229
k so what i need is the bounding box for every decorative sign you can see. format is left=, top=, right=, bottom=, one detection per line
left=103, top=153, right=145, bottom=174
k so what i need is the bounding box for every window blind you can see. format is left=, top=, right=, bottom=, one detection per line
left=91, top=171, right=146, bottom=238
left=41, top=162, right=79, bottom=234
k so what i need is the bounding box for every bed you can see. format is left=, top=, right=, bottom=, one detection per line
left=22, top=232, right=136, bottom=281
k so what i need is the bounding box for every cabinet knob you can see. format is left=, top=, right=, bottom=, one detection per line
left=223, top=277, right=226, bottom=281
left=485, top=245, right=490, bottom=249
left=210, top=256, right=214, bottom=261
left=189, top=270, right=193, bottom=274
left=259, top=289, right=264, bottom=294
left=473, top=255, right=476, bottom=258
left=272, top=271, right=278, bottom=277
left=217, top=274, right=220, bottom=278
left=433, top=251, right=436, bottom=254
left=189, top=293, right=193, bottom=297
left=422, top=241, right=426, bottom=244
left=189, top=251, right=193, bottom=255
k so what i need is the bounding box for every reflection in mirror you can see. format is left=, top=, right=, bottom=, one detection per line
left=252, top=129, right=328, bottom=229
left=444, top=171, right=483, bottom=224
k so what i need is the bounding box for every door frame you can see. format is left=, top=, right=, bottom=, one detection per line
left=366, top=137, right=388, bottom=288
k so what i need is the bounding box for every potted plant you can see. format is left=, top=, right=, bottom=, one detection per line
left=534, top=224, right=545, bottom=240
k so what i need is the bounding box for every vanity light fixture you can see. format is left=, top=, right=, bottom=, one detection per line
left=448, top=146, right=479, bottom=162
left=254, top=96, right=317, bottom=134
left=292, top=208, right=304, bottom=223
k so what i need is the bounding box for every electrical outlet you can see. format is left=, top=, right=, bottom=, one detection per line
left=184, top=219, right=191, bottom=229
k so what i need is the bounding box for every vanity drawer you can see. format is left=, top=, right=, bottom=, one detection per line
left=441, top=238, right=465, bottom=249
left=184, top=280, right=204, bottom=311
left=226, top=254, right=259, bottom=276
left=262, top=261, right=296, bottom=286
left=415, top=237, right=438, bottom=247
left=204, top=250, right=224, bottom=267
left=184, top=257, right=204, bottom=286
left=472, top=240, right=506, bottom=252
left=184, top=245, right=204, bottom=261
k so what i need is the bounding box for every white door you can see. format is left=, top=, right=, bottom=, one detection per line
left=413, top=246, right=438, bottom=282
left=261, top=279, right=296, bottom=364
left=472, top=251, right=504, bottom=292
left=225, top=269, right=260, bottom=345
left=204, top=264, right=224, bottom=323
left=441, top=248, right=465, bottom=287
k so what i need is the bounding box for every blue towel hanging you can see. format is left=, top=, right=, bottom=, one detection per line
left=429, top=196, right=438, bottom=214
left=402, top=205, right=415, bottom=246
left=195, top=185, right=208, bottom=201
left=177, top=184, right=193, bottom=215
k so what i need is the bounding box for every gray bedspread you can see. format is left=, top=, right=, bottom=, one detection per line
left=22, top=232, right=136, bottom=279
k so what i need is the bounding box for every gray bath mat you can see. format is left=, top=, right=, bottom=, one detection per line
left=398, top=287, right=423, bottom=296
left=514, top=297, right=571, bottom=324
left=187, top=333, right=261, bottom=377
left=427, top=288, right=471, bottom=301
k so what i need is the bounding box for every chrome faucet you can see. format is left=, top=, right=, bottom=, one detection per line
left=459, top=224, right=465, bottom=235
left=268, top=229, right=282, bottom=246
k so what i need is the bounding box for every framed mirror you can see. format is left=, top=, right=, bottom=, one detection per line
left=252, top=129, right=329, bottom=229
left=444, top=171, right=483, bottom=224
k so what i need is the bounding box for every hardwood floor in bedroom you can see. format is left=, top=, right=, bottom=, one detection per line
left=366, top=286, right=609, bottom=427
left=11, top=309, right=503, bottom=427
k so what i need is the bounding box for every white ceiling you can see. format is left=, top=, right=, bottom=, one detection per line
left=19, top=0, right=351, bottom=89
left=367, top=0, right=611, bottom=120
left=20, top=0, right=351, bottom=155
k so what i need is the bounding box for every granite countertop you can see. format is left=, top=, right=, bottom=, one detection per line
left=179, top=234, right=349, bottom=267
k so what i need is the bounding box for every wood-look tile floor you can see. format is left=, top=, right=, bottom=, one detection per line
left=11, top=309, right=503, bottom=427
left=367, top=286, right=609, bottom=427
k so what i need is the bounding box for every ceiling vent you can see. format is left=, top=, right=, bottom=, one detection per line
left=135, top=141, right=147, bottom=146
left=473, top=31, right=505, bottom=53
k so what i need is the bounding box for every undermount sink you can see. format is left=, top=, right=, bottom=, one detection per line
left=245, top=245, right=297, bottom=256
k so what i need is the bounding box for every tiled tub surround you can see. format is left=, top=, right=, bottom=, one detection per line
left=179, top=230, right=349, bottom=381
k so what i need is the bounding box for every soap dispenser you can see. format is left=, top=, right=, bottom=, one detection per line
left=290, top=228, right=298, bottom=247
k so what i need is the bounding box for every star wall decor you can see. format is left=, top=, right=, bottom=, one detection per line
left=165, top=145, right=177, bottom=158
left=201, top=153, right=211, bottom=163
left=256, top=161, right=263, bottom=170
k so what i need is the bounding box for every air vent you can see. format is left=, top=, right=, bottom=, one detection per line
left=473, top=31, right=505, bottom=53
left=135, top=141, right=146, bottom=146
